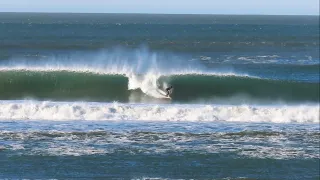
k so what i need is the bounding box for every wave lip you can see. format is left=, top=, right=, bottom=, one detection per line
left=0, top=46, right=253, bottom=77
left=0, top=100, right=318, bottom=123
left=0, top=62, right=250, bottom=77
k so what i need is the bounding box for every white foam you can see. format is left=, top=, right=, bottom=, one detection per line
left=0, top=100, right=318, bottom=123
left=128, top=73, right=166, bottom=98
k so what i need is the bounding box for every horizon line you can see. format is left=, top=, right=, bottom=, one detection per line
left=0, top=11, right=319, bottom=16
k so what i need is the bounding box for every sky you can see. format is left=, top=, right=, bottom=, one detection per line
left=0, top=0, right=319, bottom=15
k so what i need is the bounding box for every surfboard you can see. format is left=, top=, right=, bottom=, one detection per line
left=162, top=95, right=171, bottom=99
left=157, top=89, right=172, bottom=99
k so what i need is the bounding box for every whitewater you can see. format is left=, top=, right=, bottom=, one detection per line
left=0, top=100, right=318, bottom=123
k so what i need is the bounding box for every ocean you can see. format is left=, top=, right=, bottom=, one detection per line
left=0, top=13, right=319, bottom=179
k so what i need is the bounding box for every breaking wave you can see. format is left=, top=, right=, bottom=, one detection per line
left=0, top=47, right=318, bottom=103
left=0, top=100, right=318, bottom=123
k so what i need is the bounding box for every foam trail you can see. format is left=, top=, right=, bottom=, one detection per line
left=0, top=100, right=318, bottom=123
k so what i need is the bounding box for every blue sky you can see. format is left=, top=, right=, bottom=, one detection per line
left=0, top=0, right=319, bottom=15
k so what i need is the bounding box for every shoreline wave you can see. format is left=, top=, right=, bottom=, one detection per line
left=0, top=100, right=318, bottom=123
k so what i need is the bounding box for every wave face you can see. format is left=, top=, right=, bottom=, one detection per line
left=0, top=47, right=318, bottom=104
left=0, top=100, right=318, bottom=123
left=0, top=71, right=318, bottom=104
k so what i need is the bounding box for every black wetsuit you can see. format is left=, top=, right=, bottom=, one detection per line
left=165, top=86, right=173, bottom=96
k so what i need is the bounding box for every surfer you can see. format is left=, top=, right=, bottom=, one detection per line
left=165, top=86, right=173, bottom=97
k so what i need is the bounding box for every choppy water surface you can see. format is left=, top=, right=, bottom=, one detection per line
left=1, top=121, right=319, bottom=179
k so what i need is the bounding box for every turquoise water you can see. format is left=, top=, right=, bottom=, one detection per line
left=0, top=13, right=319, bottom=179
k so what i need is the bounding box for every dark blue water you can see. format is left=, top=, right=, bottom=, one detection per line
left=1, top=121, right=319, bottom=179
